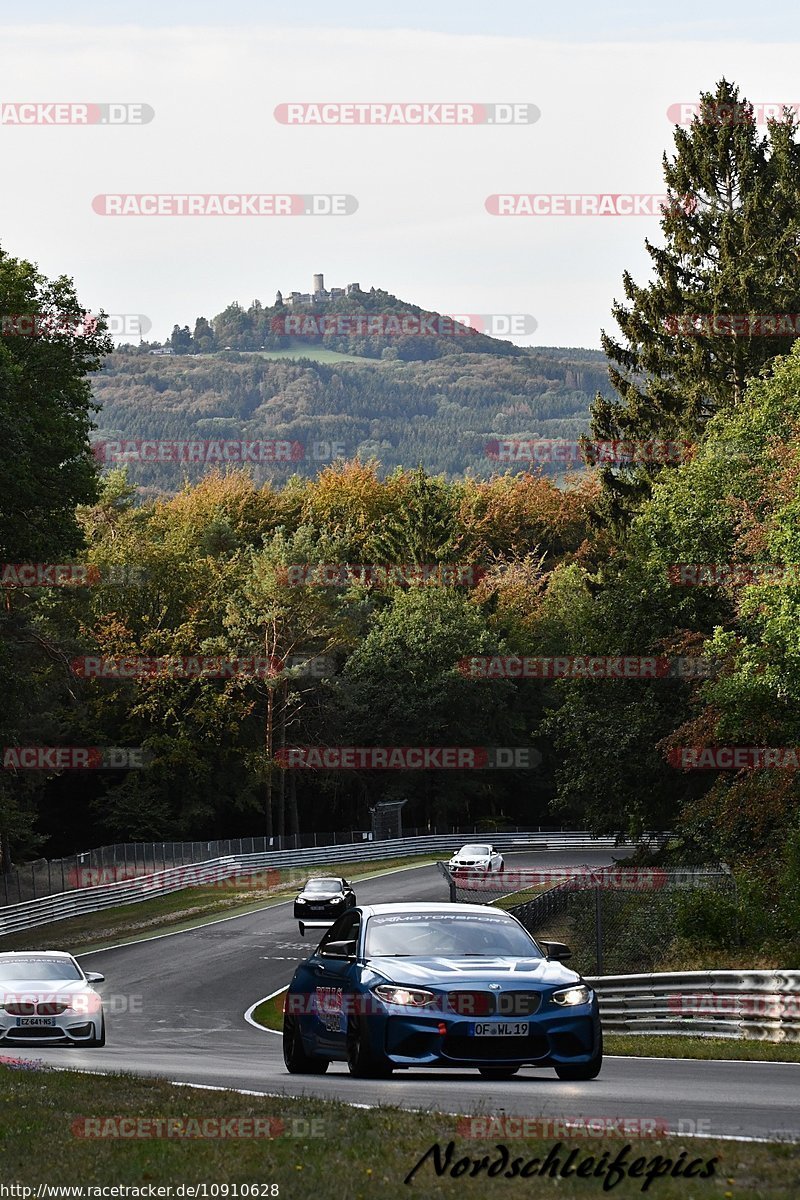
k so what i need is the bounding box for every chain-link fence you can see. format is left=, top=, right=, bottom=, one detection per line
left=1, top=825, right=588, bottom=906
left=446, top=864, right=737, bottom=975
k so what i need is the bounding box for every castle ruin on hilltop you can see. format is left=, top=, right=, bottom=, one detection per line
left=275, top=274, right=362, bottom=308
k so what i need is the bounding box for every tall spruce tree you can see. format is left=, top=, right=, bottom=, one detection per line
left=591, top=80, right=800, bottom=525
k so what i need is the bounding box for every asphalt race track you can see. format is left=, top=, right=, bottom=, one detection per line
left=10, top=852, right=800, bottom=1142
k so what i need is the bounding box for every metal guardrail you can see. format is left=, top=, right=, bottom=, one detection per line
left=2, top=828, right=667, bottom=905
left=0, top=831, right=654, bottom=936
left=588, top=970, right=800, bottom=1044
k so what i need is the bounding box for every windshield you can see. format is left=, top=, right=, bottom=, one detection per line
left=0, top=958, right=82, bottom=982
left=364, top=913, right=542, bottom=958
left=304, top=879, right=342, bottom=894
left=458, top=845, right=491, bottom=856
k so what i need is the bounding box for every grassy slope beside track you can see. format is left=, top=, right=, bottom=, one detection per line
left=0, top=857, right=438, bottom=953
left=0, top=1064, right=794, bottom=1196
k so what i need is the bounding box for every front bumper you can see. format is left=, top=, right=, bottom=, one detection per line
left=294, top=903, right=345, bottom=919
left=0, top=1017, right=101, bottom=1044
left=369, top=1003, right=600, bottom=1068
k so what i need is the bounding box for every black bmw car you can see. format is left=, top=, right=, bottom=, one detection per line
left=294, top=876, right=356, bottom=934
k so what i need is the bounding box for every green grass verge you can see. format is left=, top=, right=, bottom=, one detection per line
left=0, top=1063, right=794, bottom=1195
left=491, top=884, right=549, bottom=912
left=605, top=1034, right=800, bottom=1062
left=251, top=990, right=287, bottom=1032
left=0, top=857, right=438, bottom=954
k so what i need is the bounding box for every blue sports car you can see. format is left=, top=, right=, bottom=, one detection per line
left=282, top=902, right=602, bottom=1079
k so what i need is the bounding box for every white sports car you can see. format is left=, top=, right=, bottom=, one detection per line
left=448, top=843, right=505, bottom=872
left=0, top=950, right=106, bottom=1047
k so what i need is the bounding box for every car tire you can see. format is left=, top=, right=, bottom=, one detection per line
left=283, top=1015, right=328, bottom=1074
left=87, top=1015, right=106, bottom=1047
left=554, top=1034, right=603, bottom=1081
left=478, top=1066, right=519, bottom=1080
left=346, top=1017, right=393, bottom=1079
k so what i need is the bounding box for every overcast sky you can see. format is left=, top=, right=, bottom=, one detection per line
left=1, top=2, right=799, bottom=348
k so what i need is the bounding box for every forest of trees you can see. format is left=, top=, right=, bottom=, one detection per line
left=93, top=345, right=612, bottom=496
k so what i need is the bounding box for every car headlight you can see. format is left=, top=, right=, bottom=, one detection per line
left=552, top=984, right=591, bottom=1007
left=373, top=985, right=436, bottom=1007
left=296, top=897, right=307, bottom=904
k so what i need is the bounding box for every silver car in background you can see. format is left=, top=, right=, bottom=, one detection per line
left=0, top=950, right=106, bottom=1047
left=448, top=843, right=505, bottom=872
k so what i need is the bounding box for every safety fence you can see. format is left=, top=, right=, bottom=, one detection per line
left=1, top=828, right=662, bottom=907
left=588, top=970, right=800, bottom=1044
left=0, top=831, right=660, bottom=934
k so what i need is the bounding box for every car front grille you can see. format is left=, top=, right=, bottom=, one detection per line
left=3, top=1001, right=70, bottom=1016
left=446, top=991, right=542, bottom=1017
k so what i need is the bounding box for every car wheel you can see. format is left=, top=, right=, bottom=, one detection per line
left=346, top=1017, right=393, bottom=1079
left=283, top=1014, right=328, bottom=1074
left=478, top=1066, right=519, bottom=1080
left=554, top=1034, right=603, bottom=1081
left=87, top=1015, right=106, bottom=1048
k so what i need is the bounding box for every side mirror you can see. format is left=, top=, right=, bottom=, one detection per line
left=321, top=940, right=357, bottom=959
left=540, top=941, right=572, bottom=962
left=84, top=971, right=105, bottom=983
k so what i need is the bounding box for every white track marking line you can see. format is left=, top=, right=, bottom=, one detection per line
left=244, top=986, right=287, bottom=1035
